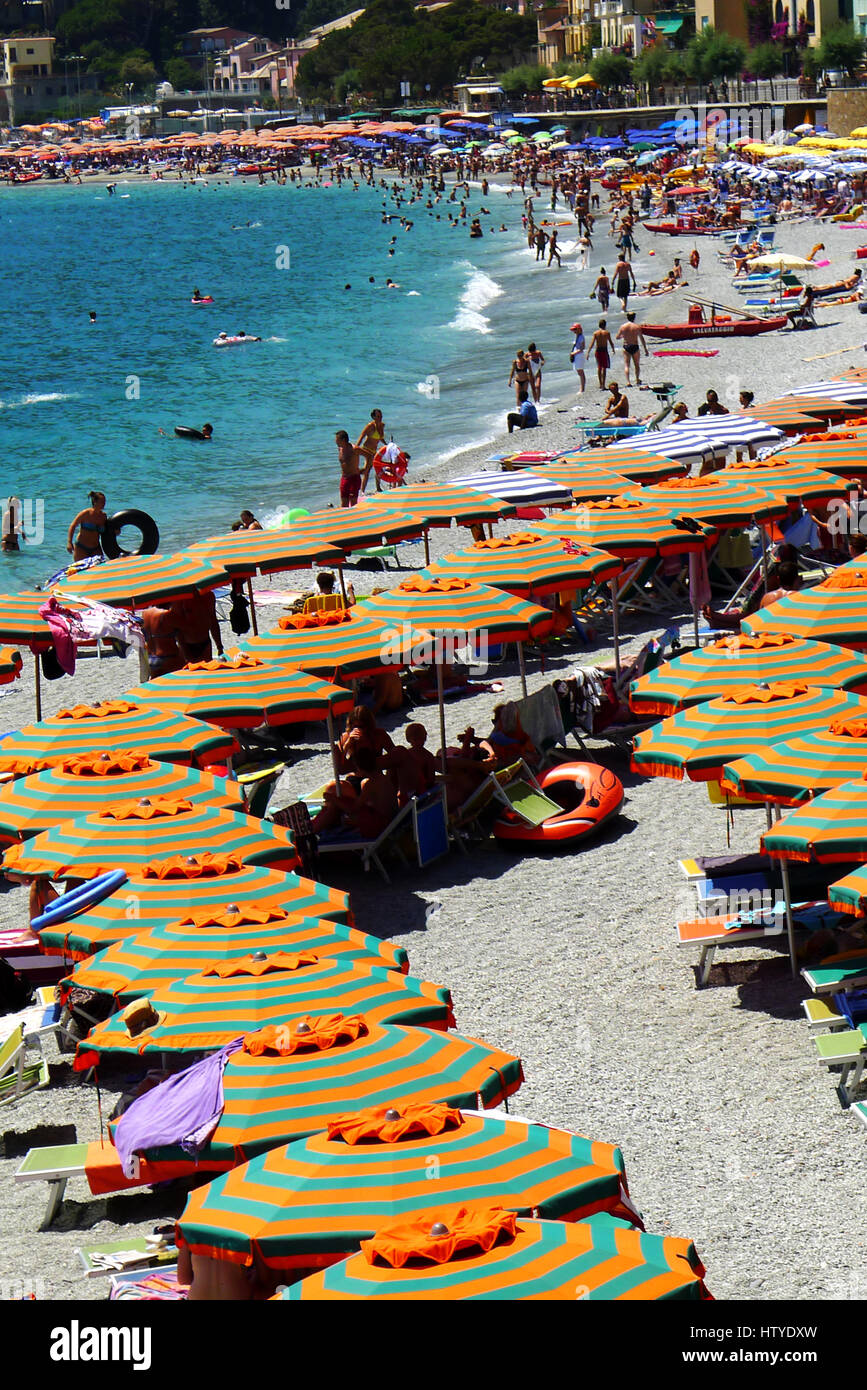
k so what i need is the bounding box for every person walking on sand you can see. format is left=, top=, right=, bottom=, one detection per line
left=613, top=255, right=636, bottom=311
left=592, top=268, right=610, bottom=312
left=527, top=343, right=545, bottom=403
left=588, top=320, right=614, bottom=390
left=569, top=322, right=586, bottom=393
left=508, top=349, right=532, bottom=405
left=336, top=430, right=362, bottom=508
left=355, top=408, right=387, bottom=492
left=616, top=312, right=649, bottom=386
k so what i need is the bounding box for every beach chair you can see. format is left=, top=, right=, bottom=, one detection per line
left=756, top=228, right=776, bottom=251
left=0, top=1024, right=49, bottom=1107
left=14, top=1141, right=90, bottom=1228
left=812, top=1027, right=867, bottom=1105
left=509, top=685, right=568, bottom=767
left=448, top=775, right=500, bottom=851
left=316, top=791, right=441, bottom=882
left=269, top=800, right=319, bottom=879
left=802, top=951, right=867, bottom=997
left=802, top=996, right=848, bottom=1033
left=351, top=544, right=399, bottom=571
left=491, top=760, right=562, bottom=828
left=303, top=593, right=344, bottom=614
left=77, top=1235, right=178, bottom=1277
left=235, top=760, right=286, bottom=818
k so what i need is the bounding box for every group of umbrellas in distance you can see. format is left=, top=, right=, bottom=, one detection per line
left=8, top=374, right=867, bottom=1294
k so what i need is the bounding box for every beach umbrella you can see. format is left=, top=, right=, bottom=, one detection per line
left=124, top=654, right=353, bottom=730
left=109, top=1019, right=524, bottom=1169
left=41, top=884, right=397, bottom=984
left=761, top=777, right=867, bottom=863
left=423, top=532, right=621, bottom=599
left=81, top=955, right=453, bottom=1054
left=532, top=498, right=714, bottom=558
left=176, top=1106, right=639, bottom=1273
left=827, top=864, right=867, bottom=915
left=524, top=460, right=633, bottom=502
left=722, top=712, right=867, bottom=803
left=239, top=609, right=430, bottom=683
left=367, top=484, right=515, bottom=561
left=2, top=799, right=299, bottom=881
left=557, top=449, right=687, bottom=482
left=630, top=633, right=867, bottom=718
left=275, top=1207, right=709, bottom=1301
left=533, top=132, right=554, bottom=143
left=720, top=455, right=846, bottom=505
left=786, top=381, right=867, bottom=404
left=0, top=699, right=237, bottom=774
left=54, top=552, right=230, bottom=609
left=0, top=750, right=246, bottom=848
left=449, top=470, right=573, bottom=509
left=186, top=530, right=344, bottom=578
left=623, top=475, right=788, bottom=527
left=0, top=591, right=88, bottom=715
left=283, top=505, right=424, bottom=553
left=600, top=429, right=725, bottom=465
left=747, top=254, right=814, bottom=271
left=361, top=576, right=552, bottom=727
left=743, top=566, right=867, bottom=650
left=601, top=157, right=628, bottom=168
left=632, top=683, right=867, bottom=782
left=770, top=437, right=867, bottom=477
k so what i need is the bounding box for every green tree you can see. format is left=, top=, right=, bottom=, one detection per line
left=748, top=41, right=785, bottom=95
left=500, top=63, right=549, bottom=95
left=632, top=43, right=669, bottom=99
left=120, top=49, right=157, bottom=90
left=164, top=56, right=198, bottom=90
left=589, top=51, right=632, bottom=89
left=817, top=23, right=865, bottom=77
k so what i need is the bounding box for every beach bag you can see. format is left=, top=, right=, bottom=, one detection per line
left=40, top=647, right=65, bottom=681
left=229, top=588, right=250, bottom=636
left=717, top=529, right=753, bottom=569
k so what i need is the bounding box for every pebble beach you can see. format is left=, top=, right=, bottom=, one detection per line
left=3, top=179, right=867, bottom=1303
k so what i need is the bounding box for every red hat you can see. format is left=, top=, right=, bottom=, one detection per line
left=570, top=322, right=582, bottom=332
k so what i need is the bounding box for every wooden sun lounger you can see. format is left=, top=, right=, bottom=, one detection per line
left=15, top=1142, right=90, bottom=1228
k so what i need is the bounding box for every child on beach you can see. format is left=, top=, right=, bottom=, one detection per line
left=389, top=723, right=438, bottom=804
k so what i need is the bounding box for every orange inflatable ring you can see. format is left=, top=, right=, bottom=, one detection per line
left=493, top=762, right=624, bottom=846
left=373, top=445, right=409, bottom=486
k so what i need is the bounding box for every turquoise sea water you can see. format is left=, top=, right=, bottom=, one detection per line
left=1, top=175, right=605, bottom=587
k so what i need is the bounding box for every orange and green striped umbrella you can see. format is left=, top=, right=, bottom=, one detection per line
left=240, top=609, right=430, bottom=682
left=532, top=498, right=714, bottom=558
left=0, top=700, right=237, bottom=774
left=0, top=750, right=245, bottom=848
left=555, top=448, right=687, bottom=482
left=721, top=455, right=847, bottom=506
left=762, top=777, right=867, bottom=863
left=526, top=461, right=631, bottom=502
left=622, top=475, right=787, bottom=527
left=187, top=530, right=344, bottom=578
left=0, top=591, right=84, bottom=648
left=723, top=714, right=867, bottom=803
left=2, top=797, right=298, bottom=880
left=630, top=633, right=867, bottom=717
left=36, top=866, right=357, bottom=964
left=124, top=654, right=353, bottom=729
left=769, top=438, right=867, bottom=477
left=362, top=576, right=552, bottom=645
left=276, top=1208, right=710, bottom=1301
left=284, top=505, right=424, bottom=552
left=177, top=1107, right=638, bottom=1271
left=632, top=683, right=867, bottom=782
left=740, top=402, right=829, bottom=431
left=112, top=1019, right=523, bottom=1164
left=53, top=552, right=230, bottom=608
left=367, top=484, right=515, bottom=529
left=423, top=533, right=621, bottom=599
left=0, top=646, right=22, bottom=683
left=82, top=955, right=453, bottom=1055
left=744, top=566, right=867, bottom=650
left=828, top=865, right=867, bottom=916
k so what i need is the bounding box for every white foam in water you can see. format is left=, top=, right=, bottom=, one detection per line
left=0, top=392, right=78, bottom=410
left=448, top=261, right=503, bottom=335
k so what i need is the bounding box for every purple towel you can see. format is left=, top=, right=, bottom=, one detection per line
left=114, top=1038, right=243, bottom=1177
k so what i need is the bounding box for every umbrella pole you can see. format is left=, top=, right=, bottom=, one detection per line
left=437, top=663, right=448, bottom=779
left=780, top=855, right=798, bottom=980
left=759, top=524, right=769, bottom=587
left=337, top=567, right=348, bottom=603
left=609, top=578, right=621, bottom=681
left=326, top=710, right=341, bottom=792
left=33, top=652, right=42, bottom=721
left=517, top=640, right=528, bottom=698
left=424, top=530, right=431, bottom=566
left=246, top=577, right=259, bottom=636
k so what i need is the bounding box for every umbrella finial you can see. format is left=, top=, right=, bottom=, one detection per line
left=296, top=1021, right=311, bottom=1035
left=251, top=950, right=267, bottom=961
left=429, top=1221, right=449, bottom=1237
left=138, top=797, right=152, bottom=806
left=384, top=1107, right=400, bottom=1121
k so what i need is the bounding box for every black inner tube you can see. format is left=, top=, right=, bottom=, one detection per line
left=102, top=509, right=160, bottom=559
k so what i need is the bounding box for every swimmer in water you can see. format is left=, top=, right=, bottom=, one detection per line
left=201, top=423, right=213, bottom=439
left=89, top=311, right=96, bottom=323
left=67, top=490, right=107, bottom=561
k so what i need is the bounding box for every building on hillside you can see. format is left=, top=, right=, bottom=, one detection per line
left=536, top=2, right=569, bottom=64
left=270, top=12, right=365, bottom=102
left=181, top=28, right=256, bottom=65
left=0, top=34, right=98, bottom=123
left=697, top=0, right=836, bottom=43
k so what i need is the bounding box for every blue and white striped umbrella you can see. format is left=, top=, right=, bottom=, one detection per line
left=786, top=381, right=867, bottom=403
left=670, top=416, right=784, bottom=447
left=604, top=429, right=718, bottom=461
left=449, top=470, right=573, bottom=508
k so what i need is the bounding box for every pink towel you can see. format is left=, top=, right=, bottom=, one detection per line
left=688, top=549, right=712, bottom=611
left=38, top=596, right=80, bottom=675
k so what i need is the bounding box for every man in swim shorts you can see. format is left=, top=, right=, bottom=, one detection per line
left=588, top=320, right=614, bottom=390
left=336, top=430, right=362, bottom=507
left=613, top=255, right=636, bottom=311
left=616, top=312, right=649, bottom=386
left=141, top=604, right=184, bottom=678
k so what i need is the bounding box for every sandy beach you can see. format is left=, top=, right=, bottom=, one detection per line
left=3, top=185, right=867, bottom=1303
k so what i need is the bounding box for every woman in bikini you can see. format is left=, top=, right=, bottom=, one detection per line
left=508, top=349, right=532, bottom=406
left=67, top=490, right=107, bottom=562
left=355, top=409, right=387, bottom=492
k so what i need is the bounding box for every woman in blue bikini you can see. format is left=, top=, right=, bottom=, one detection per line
left=67, top=490, right=107, bottom=562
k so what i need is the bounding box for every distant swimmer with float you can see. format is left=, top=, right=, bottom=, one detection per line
left=191, top=287, right=214, bottom=304
left=214, top=330, right=262, bottom=347
left=174, top=423, right=213, bottom=441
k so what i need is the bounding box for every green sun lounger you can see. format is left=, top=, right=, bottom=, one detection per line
left=0, top=1024, right=49, bottom=1107
left=813, top=1028, right=867, bottom=1105
left=802, top=953, right=867, bottom=996
left=77, top=1237, right=178, bottom=1277
left=15, top=1142, right=90, bottom=1229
